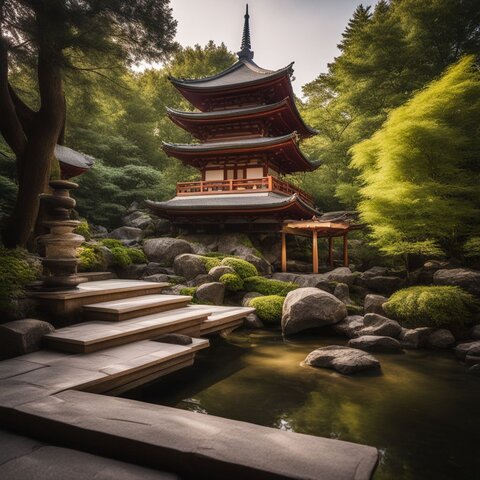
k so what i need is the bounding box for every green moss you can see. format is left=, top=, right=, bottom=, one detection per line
left=199, top=256, right=222, bottom=271
left=74, top=219, right=91, bottom=241
left=179, top=287, right=197, bottom=297
left=0, top=247, right=41, bottom=310
left=221, top=257, right=257, bottom=279
left=100, top=238, right=123, bottom=249
left=127, top=248, right=147, bottom=264
left=78, top=244, right=104, bottom=271
left=243, top=276, right=299, bottom=296
left=109, top=246, right=132, bottom=268
left=384, top=286, right=478, bottom=329
left=219, top=273, right=244, bottom=292
left=464, top=237, right=480, bottom=258
left=346, top=304, right=364, bottom=315
left=249, top=295, right=285, bottom=324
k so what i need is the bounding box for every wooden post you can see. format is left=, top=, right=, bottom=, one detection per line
left=312, top=230, right=319, bottom=274
left=342, top=234, right=349, bottom=266
left=281, top=231, right=287, bottom=272
left=328, top=237, right=334, bottom=267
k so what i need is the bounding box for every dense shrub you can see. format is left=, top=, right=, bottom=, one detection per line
left=384, top=286, right=478, bottom=329
left=200, top=256, right=222, bottom=271
left=0, top=248, right=41, bottom=311
left=74, top=219, right=92, bottom=241
left=78, top=244, right=104, bottom=271
left=249, top=295, right=285, bottom=324
left=219, top=273, right=244, bottom=292
left=464, top=237, right=480, bottom=258
left=179, top=287, right=197, bottom=297
left=243, top=276, right=299, bottom=296
left=100, top=238, right=123, bottom=249
left=127, top=248, right=147, bottom=264
left=221, top=257, right=257, bottom=279
left=109, top=246, right=132, bottom=268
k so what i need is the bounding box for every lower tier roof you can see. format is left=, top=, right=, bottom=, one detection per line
left=146, top=192, right=319, bottom=219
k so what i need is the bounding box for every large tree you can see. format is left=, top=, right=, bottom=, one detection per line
left=0, top=0, right=177, bottom=247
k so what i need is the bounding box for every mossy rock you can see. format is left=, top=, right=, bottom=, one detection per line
left=219, top=273, right=244, bottom=292
left=78, top=244, right=104, bottom=271
left=243, top=276, right=299, bottom=296
left=199, top=256, right=222, bottom=271
left=384, top=285, right=478, bottom=329
left=220, top=257, right=257, bottom=279
left=249, top=295, right=285, bottom=325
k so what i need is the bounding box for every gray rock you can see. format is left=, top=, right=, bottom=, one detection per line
left=362, top=275, right=404, bottom=294
left=117, top=263, right=147, bottom=280
left=333, top=315, right=365, bottom=338
left=282, top=288, right=347, bottom=335
left=108, top=226, right=143, bottom=244
left=154, top=218, right=172, bottom=235
left=195, top=282, right=225, bottom=305
left=143, top=238, right=192, bottom=265
left=156, top=333, right=192, bottom=345
left=454, top=340, right=480, bottom=359
left=467, top=364, right=480, bottom=375
left=187, top=274, right=214, bottom=287
left=363, top=294, right=388, bottom=316
left=123, top=210, right=153, bottom=230
left=428, top=329, right=456, bottom=349
left=173, top=253, right=207, bottom=280
left=348, top=335, right=402, bottom=352
left=161, top=284, right=188, bottom=295
left=359, top=313, right=402, bottom=338
left=325, top=267, right=356, bottom=287
left=209, top=265, right=235, bottom=281
left=91, top=224, right=108, bottom=238
left=469, top=325, right=480, bottom=340
left=361, top=266, right=390, bottom=278
left=433, top=268, right=480, bottom=296
left=242, top=292, right=264, bottom=307
left=142, top=262, right=171, bottom=277
left=142, top=274, right=184, bottom=284
left=97, top=246, right=114, bottom=269
left=244, top=313, right=264, bottom=329
left=399, top=327, right=432, bottom=348
left=244, top=253, right=272, bottom=275
left=304, top=345, right=380, bottom=374
left=0, top=319, right=54, bottom=359
left=333, top=283, right=352, bottom=305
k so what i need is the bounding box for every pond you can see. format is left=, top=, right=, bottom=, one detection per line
left=125, top=329, right=480, bottom=480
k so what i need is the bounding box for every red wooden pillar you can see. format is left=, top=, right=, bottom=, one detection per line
left=312, top=230, right=319, bottom=274
left=328, top=237, right=334, bottom=267
left=342, top=234, right=349, bottom=267
left=281, top=232, right=287, bottom=273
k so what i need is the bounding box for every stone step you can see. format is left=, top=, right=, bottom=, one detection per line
left=82, top=294, right=192, bottom=322
left=43, top=307, right=213, bottom=354
left=191, top=305, right=256, bottom=335
left=28, top=279, right=169, bottom=320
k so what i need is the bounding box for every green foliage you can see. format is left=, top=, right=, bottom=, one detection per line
left=100, top=238, right=123, bottom=249
left=74, top=219, right=92, bottom=241
left=384, top=286, right=478, bottom=329
left=179, top=287, right=197, bottom=297
left=249, top=295, right=285, bottom=325
left=109, top=247, right=132, bottom=268
left=464, top=237, right=480, bottom=258
left=219, top=273, right=244, bottom=292
left=199, top=256, right=222, bottom=272
left=243, top=276, right=299, bottom=296
left=352, top=56, right=480, bottom=259
left=78, top=245, right=104, bottom=272
left=0, top=248, right=41, bottom=310
left=220, top=257, right=257, bottom=279
left=127, top=248, right=147, bottom=264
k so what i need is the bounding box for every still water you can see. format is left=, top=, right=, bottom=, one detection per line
left=126, top=329, right=480, bottom=480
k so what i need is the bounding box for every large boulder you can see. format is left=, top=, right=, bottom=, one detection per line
left=304, top=346, right=380, bottom=374
left=333, top=315, right=365, bottom=338
left=108, top=226, right=143, bottom=245
left=122, top=210, right=154, bottom=230
left=209, top=265, right=235, bottom=281
left=173, top=254, right=207, bottom=280
left=399, top=327, right=432, bottom=349
left=0, top=319, right=54, bottom=359
left=143, top=238, right=193, bottom=265
left=281, top=288, right=347, bottom=335
left=196, top=282, right=225, bottom=305
left=433, top=268, right=480, bottom=296
left=427, top=329, right=456, bottom=349
left=358, top=313, right=402, bottom=338
left=348, top=335, right=402, bottom=352
left=363, top=294, right=388, bottom=316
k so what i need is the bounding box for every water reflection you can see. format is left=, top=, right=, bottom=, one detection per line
left=125, top=329, right=480, bottom=480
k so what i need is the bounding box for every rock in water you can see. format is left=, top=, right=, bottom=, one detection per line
left=244, top=313, right=264, bottom=329
left=304, top=346, right=380, bottom=374
left=428, top=329, right=456, bottom=349
left=333, top=315, right=365, bottom=338
left=399, top=327, right=432, bottom=349
left=143, top=238, right=192, bottom=265
left=358, top=313, right=402, bottom=338
left=348, top=335, right=402, bottom=352
left=281, top=288, right=347, bottom=335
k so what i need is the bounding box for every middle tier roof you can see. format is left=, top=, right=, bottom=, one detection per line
left=162, top=133, right=316, bottom=174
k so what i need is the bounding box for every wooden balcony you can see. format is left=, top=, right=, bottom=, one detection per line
left=176, top=176, right=314, bottom=206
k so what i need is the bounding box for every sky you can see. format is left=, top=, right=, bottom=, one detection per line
left=168, top=0, right=376, bottom=97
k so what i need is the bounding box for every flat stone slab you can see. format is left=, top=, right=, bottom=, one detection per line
left=44, top=306, right=212, bottom=353
left=0, top=429, right=179, bottom=479
left=190, top=305, right=256, bottom=334
left=9, top=390, right=378, bottom=480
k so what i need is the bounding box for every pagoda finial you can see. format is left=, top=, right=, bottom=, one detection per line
left=238, top=4, right=254, bottom=60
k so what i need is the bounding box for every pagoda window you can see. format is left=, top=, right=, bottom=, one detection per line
left=205, top=169, right=224, bottom=181
left=246, top=167, right=264, bottom=179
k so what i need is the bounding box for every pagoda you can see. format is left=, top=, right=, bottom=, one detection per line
left=147, top=5, right=319, bottom=231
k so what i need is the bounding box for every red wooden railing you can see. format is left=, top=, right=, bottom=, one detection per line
left=176, top=176, right=314, bottom=206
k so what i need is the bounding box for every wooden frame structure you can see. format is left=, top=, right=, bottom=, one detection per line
left=281, top=218, right=363, bottom=273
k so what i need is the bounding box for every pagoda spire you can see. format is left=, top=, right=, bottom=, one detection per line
left=238, top=4, right=254, bottom=60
